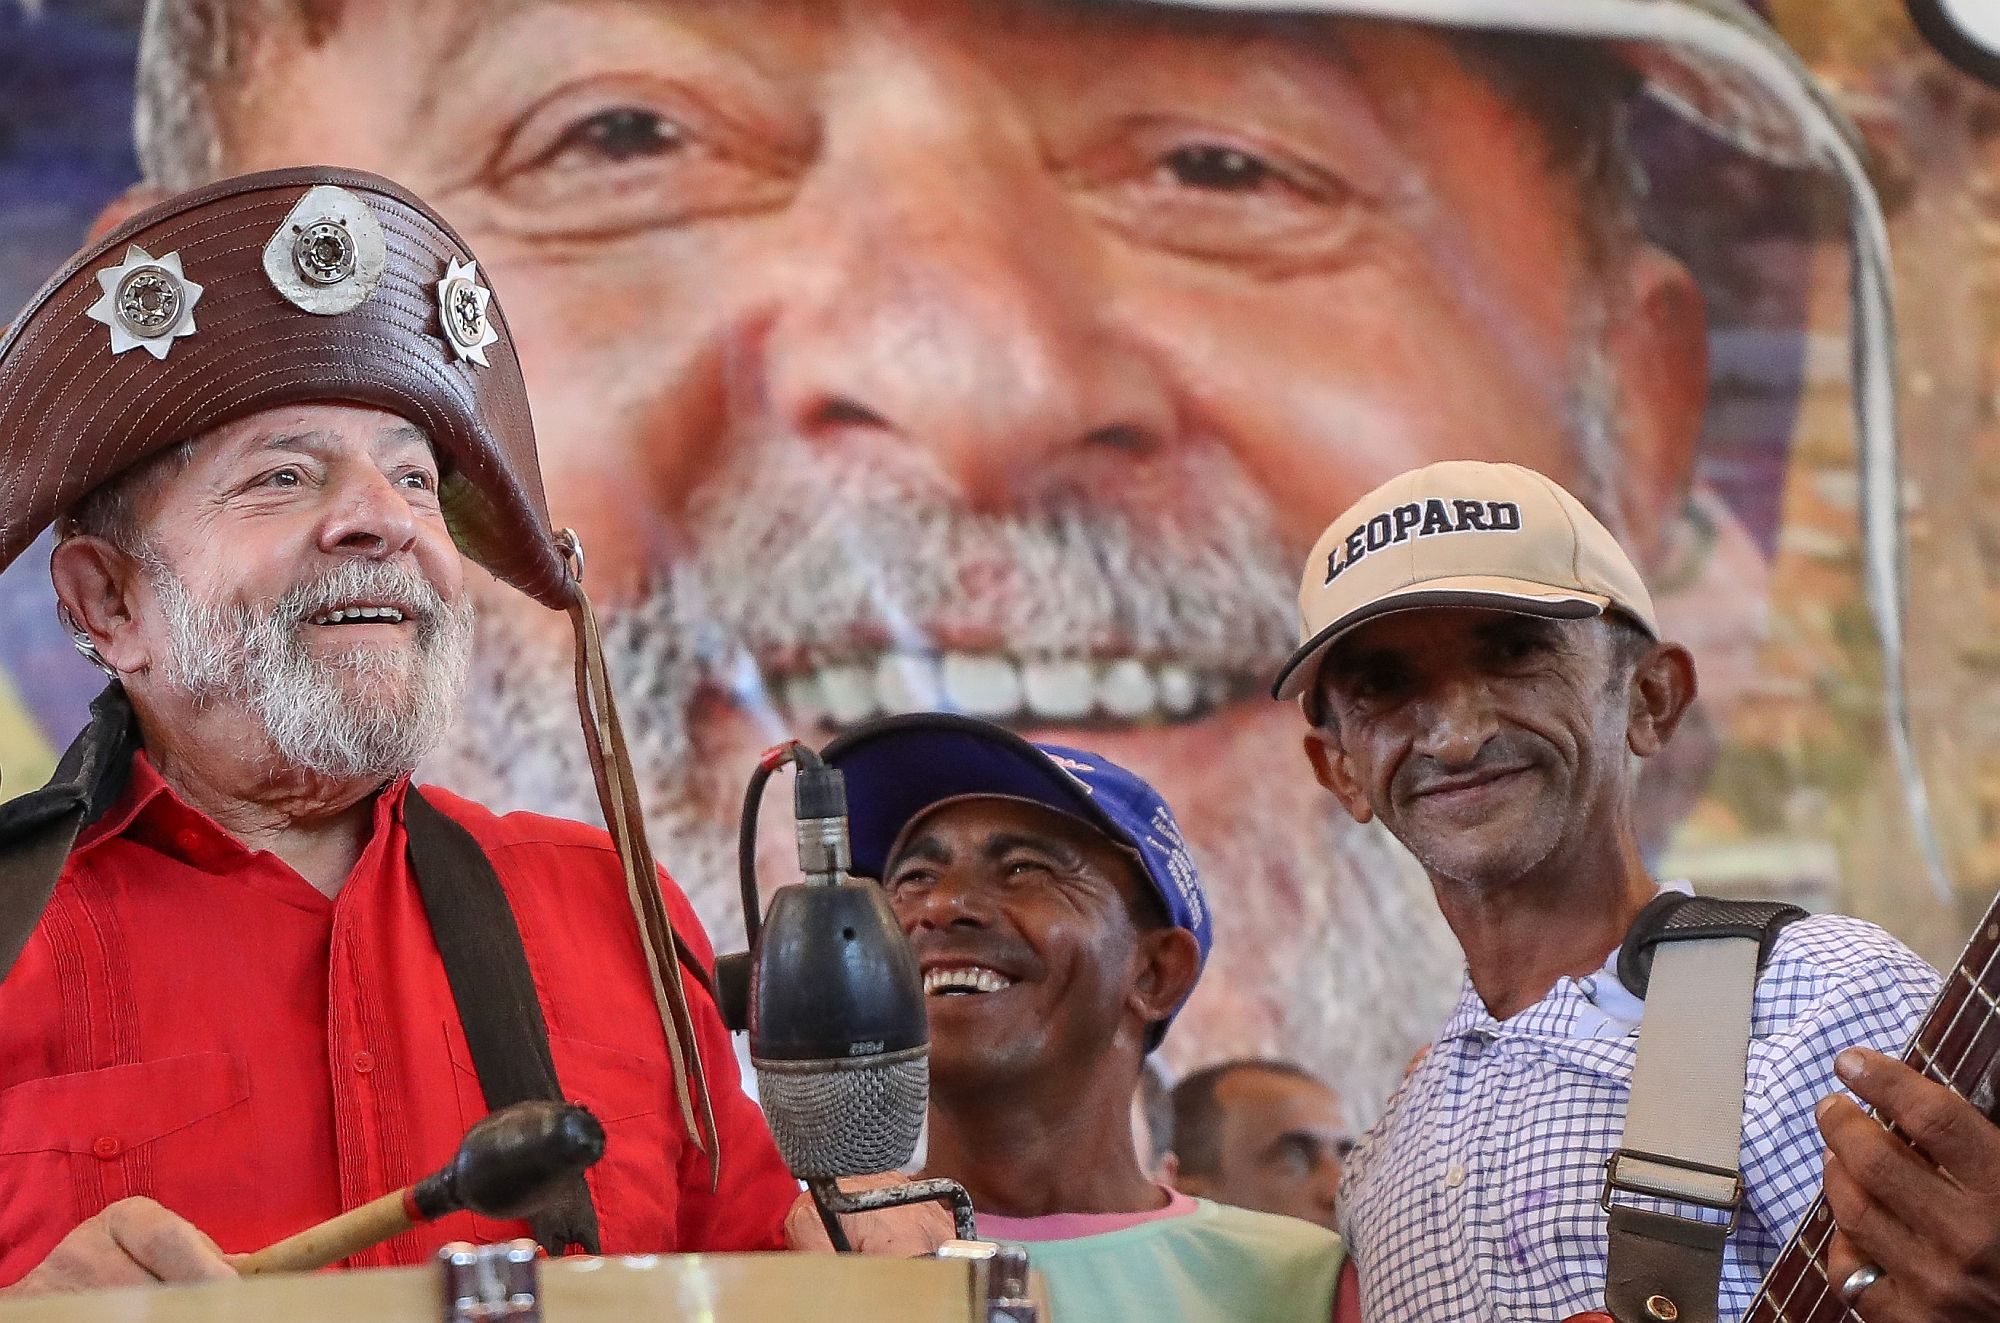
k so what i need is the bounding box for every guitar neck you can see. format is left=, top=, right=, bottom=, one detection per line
left=1743, top=893, right=2000, bottom=1322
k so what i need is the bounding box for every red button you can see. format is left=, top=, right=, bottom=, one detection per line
left=175, top=830, right=202, bottom=855
left=351, top=1051, right=376, bottom=1075
left=92, top=1136, right=121, bottom=1159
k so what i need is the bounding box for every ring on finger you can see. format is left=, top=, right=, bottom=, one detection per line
left=1838, top=1263, right=1883, bottom=1305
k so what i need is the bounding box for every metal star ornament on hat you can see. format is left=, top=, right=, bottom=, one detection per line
left=0, top=165, right=721, bottom=1181
left=0, top=166, right=571, bottom=608
left=83, top=245, right=204, bottom=359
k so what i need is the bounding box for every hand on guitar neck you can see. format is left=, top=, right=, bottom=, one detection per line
left=1815, top=1047, right=2000, bottom=1322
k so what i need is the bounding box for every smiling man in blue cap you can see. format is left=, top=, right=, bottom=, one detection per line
left=823, top=713, right=1354, bottom=1323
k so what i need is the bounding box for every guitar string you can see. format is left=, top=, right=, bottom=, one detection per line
left=1782, top=927, right=1997, bottom=1322
left=1761, top=915, right=1999, bottom=1323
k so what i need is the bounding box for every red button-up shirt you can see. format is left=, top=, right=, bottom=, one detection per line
left=0, top=754, right=796, bottom=1285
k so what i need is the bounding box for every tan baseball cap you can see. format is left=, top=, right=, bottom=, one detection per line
left=1270, top=460, right=1658, bottom=702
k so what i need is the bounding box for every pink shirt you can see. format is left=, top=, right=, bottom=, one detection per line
left=975, top=1187, right=1362, bottom=1323
left=978, top=1187, right=1201, bottom=1241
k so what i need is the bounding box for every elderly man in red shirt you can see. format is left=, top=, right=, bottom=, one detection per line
left=0, top=169, right=900, bottom=1295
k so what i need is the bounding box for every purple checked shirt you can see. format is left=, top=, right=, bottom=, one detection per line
left=1339, top=902, right=1940, bottom=1321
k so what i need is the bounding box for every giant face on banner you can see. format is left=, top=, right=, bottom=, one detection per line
left=3, top=0, right=1894, bottom=1108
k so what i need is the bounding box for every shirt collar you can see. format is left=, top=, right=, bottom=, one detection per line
left=75, top=749, right=412, bottom=876
left=1437, top=879, right=1695, bottom=1044
left=1439, top=972, right=1500, bottom=1043
left=1571, top=879, right=1694, bottom=1038
left=73, top=749, right=174, bottom=854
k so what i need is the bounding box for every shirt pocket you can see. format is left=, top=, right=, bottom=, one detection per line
left=446, top=1031, right=682, bottom=1253
left=0, top=1052, right=251, bottom=1281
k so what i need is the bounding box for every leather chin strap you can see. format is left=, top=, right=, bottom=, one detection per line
left=567, top=587, right=721, bottom=1191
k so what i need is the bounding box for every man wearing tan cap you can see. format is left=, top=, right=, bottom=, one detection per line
left=0, top=168, right=934, bottom=1297
left=1273, top=460, right=1939, bottom=1320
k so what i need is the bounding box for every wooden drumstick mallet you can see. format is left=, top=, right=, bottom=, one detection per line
left=237, top=1100, right=606, bottom=1275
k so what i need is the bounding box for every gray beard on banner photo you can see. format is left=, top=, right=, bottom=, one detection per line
left=425, top=424, right=1468, bottom=1121
left=422, top=368, right=1659, bottom=1120
left=423, top=280, right=1766, bottom=1118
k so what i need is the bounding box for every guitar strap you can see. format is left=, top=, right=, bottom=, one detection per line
left=1599, top=892, right=1804, bottom=1323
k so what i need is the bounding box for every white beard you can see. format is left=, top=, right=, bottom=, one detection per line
left=153, top=555, right=475, bottom=783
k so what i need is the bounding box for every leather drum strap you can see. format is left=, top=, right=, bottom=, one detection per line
left=567, top=589, right=721, bottom=1188
left=404, top=787, right=600, bottom=1256
left=0, top=810, right=83, bottom=980
left=0, top=686, right=137, bottom=982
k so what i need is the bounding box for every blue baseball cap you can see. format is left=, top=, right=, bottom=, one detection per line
left=820, top=713, right=1211, bottom=1047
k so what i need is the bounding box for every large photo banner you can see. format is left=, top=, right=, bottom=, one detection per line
left=4, top=0, right=1998, bottom=1121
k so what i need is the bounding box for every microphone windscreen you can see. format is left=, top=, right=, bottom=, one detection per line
left=753, top=1049, right=929, bottom=1180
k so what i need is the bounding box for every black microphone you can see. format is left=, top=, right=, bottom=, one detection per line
left=713, top=744, right=979, bottom=1248
left=748, top=758, right=931, bottom=1181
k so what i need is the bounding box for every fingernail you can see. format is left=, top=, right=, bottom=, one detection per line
left=1816, top=1095, right=1837, bottom=1120
left=1835, top=1049, right=1866, bottom=1083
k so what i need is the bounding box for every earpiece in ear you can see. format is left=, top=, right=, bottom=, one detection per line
left=57, top=604, right=116, bottom=679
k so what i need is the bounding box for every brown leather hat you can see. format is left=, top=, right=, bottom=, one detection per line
left=0, top=165, right=575, bottom=610
left=0, top=166, right=726, bottom=1177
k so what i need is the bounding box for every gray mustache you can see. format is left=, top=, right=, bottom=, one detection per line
left=277, top=559, right=447, bottom=628
left=668, top=434, right=1297, bottom=674
left=1397, top=738, right=1542, bottom=801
